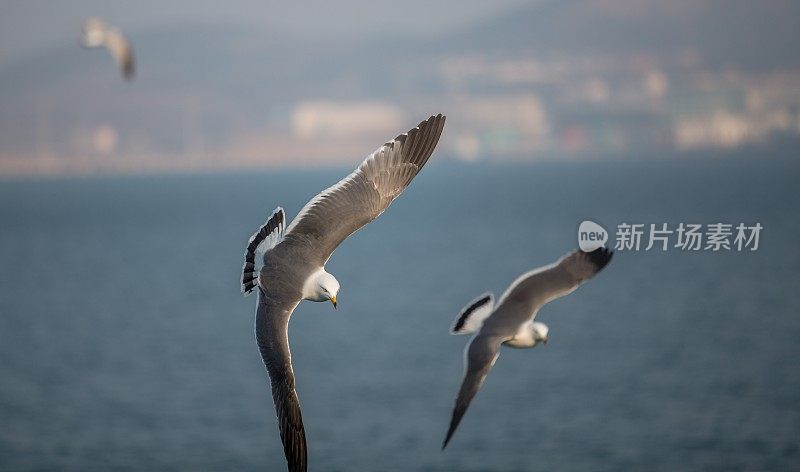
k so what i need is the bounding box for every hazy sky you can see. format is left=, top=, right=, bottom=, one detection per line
left=0, top=0, right=531, bottom=65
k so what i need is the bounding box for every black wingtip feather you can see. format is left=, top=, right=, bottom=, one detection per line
left=441, top=405, right=463, bottom=450
left=452, top=295, right=492, bottom=333
left=442, top=430, right=454, bottom=450
left=586, top=247, right=614, bottom=272
left=241, top=208, right=285, bottom=296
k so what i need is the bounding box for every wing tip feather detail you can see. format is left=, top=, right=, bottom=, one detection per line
left=451, top=292, right=494, bottom=335
left=282, top=114, right=446, bottom=265
left=585, top=247, right=614, bottom=273
left=242, top=207, right=285, bottom=296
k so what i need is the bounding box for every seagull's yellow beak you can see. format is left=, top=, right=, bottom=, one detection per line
left=330, top=296, right=337, bottom=310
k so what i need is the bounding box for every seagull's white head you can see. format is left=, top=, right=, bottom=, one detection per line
left=303, top=269, right=340, bottom=309
left=532, top=322, right=549, bottom=345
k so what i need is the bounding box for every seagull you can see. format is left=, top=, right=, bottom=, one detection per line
left=442, top=247, right=613, bottom=450
left=80, top=18, right=135, bottom=80
left=242, top=114, right=445, bottom=472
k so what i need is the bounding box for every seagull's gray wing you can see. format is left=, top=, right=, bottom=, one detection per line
left=442, top=334, right=502, bottom=449
left=283, top=114, right=445, bottom=265
left=255, top=290, right=306, bottom=472
left=495, top=248, right=613, bottom=320
left=104, top=29, right=135, bottom=80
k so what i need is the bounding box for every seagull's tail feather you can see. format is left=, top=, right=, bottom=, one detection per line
left=242, top=207, right=285, bottom=295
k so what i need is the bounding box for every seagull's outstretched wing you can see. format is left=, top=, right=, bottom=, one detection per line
left=284, top=114, right=445, bottom=265
left=497, top=248, right=613, bottom=316
left=255, top=290, right=306, bottom=472
left=442, top=335, right=502, bottom=449
left=104, top=30, right=135, bottom=80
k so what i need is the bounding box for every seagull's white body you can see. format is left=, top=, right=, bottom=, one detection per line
left=443, top=248, right=613, bottom=449
left=241, top=115, right=446, bottom=472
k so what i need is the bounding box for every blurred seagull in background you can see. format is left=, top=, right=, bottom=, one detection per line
left=241, top=114, right=445, bottom=472
left=442, top=248, right=613, bottom=449
left=80, top=18, right=135, bottom=80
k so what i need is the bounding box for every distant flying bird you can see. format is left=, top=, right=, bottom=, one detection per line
left=80, top=18, right=135, bottom=80
left=442, top=248, right=613, bottom=449
left=242, top=114, right=445, bottom=472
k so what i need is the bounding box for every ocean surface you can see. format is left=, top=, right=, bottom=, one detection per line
left=0, top=156, right=798, bottom=471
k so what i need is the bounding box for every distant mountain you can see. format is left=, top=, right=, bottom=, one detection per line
left=1, top=0, right=798, bottom=168
left=445, top=0, right=800, bottom=69
left=3, top=0, right=797, bottom=105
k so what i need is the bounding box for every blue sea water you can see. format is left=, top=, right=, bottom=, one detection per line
left=0, top=156, right=798, bottom=471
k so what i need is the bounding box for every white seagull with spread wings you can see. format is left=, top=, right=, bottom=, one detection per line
left=442, top=247, right=613, bottom=449
left=241, top=114, right=445, bottom=472
left=80, top=18, right=135, bottom=80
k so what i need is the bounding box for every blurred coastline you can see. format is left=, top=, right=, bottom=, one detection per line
left=1, top=0, right=800, bottom=178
